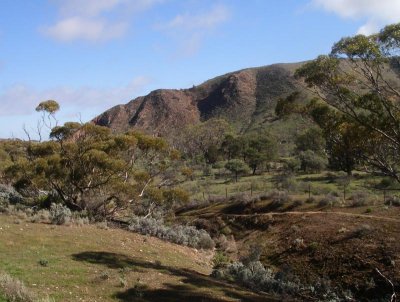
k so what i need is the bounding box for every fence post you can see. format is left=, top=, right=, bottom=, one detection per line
left=225, top=187, right=228, bottom=199
left=308, top=184, right=311, bottom=199
left=250, top=184, right=253, bottom=196
left=383, top=189, right=386, bottom=205
left=343, top=185, right=346, bottom=201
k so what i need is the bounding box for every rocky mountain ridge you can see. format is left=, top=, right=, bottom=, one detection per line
left=93, top=62, right=307, bottom=135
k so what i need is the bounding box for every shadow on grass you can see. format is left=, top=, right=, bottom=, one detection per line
left=72, top=251, right=278, bottom=302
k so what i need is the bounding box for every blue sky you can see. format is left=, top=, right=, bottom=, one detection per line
left=0, top=0, right=399, bottom=138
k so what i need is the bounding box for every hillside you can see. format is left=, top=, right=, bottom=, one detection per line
left=93, top=63, right=310, bottom=136
left=0, top=214, right=277, bottom=302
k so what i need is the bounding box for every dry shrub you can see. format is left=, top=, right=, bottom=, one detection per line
left=350, top=192, right=369, bottom=207
left=0, top=272, right=36, bottom=302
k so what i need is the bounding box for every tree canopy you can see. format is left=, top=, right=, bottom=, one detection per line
left=296, top=23, right=400, bottom=181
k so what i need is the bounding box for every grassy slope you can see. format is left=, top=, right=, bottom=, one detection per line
left=0, top=215, right=277, bottom=302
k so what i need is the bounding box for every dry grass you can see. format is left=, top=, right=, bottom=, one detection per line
left=0, top=214, right=275, bottom=302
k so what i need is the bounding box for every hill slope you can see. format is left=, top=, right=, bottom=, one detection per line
left=0, top=214, right=277, bottom=302
left=93, top=63, right=309, bottom=136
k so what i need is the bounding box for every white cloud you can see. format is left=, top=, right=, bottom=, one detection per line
left=158, top=4, right=230, bottom=56
left=42, top=17, right=127, bottom=42
left=312, top=0, right=400, bottom=34
left=58, top=0, right=124, bottom=17
left=42, top=0, right=164, bottom=42
left=166, top=5, right=230, bottom=30
left=0, top=76, right=151, bottom=116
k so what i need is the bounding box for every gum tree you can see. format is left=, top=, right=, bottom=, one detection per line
left=296, top=23, right=400, bottom=181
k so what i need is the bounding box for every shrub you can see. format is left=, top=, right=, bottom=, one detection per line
left=352, top=224, right=374, bottom=238
left=268, top=190, right=291, bottom=204
left=282, top=158, right=300, bottom=173
left=38, top=259, right=49, bottom=267
left=298, top=150, right=328, bottom=173
left=385, top=195, right=400, bottom=207
left=279, top=175, right=298, bottom=192
left=318, top=193, right=339, bottom=207
left=305, top=196, right=315, bottom=204
left=0, top=272, right=36, bottom=302
left=229, top=193, right=252, bottom=204
left=49, top=203, right=71, bottom=225
left=96, top=221, right=109, bottom=230
left=350, top=192, right=369, bottom=207
left=212, top=251, right=230, bottom=268
left=99, top=271, right=110, bottom=281
left=213, top=260, right=300, bottom=294
left=30, top=209, right=51, bottom=224
left=212, top=260, right=351, bottom=301
left=292, top=200, right=303, bottom=208
left=0, top=184, right=23, bottom=205
left=128, top=216, right=215, bottom=249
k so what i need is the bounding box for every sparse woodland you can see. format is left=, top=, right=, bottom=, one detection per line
left=2, top=23, right=400, bottom=302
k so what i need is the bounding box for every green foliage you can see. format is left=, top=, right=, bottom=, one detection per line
left=296, top=23, right=400, bottom=182
left=35, top=100, right=60, bottom=114
left=173, top=118, right=232, bottom=161
left=295, top=127, right=325, bottom=154
left=275, top=91, right=303, bottom=118
left=298, top=150, right=328, bottom=173
left=220, top=132, right=277, bottom=174
left=282, top=157, right=301, bottom=173
left=225, top=159, right=250, bottom=182
left=243, top=132, right=278, bottom=174
left=212, top=251, right=230, bottom=269
left=6, top=104, right=182, bottom=219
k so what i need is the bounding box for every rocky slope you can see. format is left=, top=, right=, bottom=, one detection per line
left=93, top=62, right=308, bottom=136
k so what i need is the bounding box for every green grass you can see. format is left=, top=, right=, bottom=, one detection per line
left=181, top=169, right=385, bottom=202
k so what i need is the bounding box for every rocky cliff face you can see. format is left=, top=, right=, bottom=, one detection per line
left=93, top=63, right=306, bottom=135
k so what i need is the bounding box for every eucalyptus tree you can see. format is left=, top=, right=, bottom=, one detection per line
left=296, top=23, right=400, bottom=181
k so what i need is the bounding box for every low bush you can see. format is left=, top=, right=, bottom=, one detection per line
left=305, top=196, right=315, bottom=204
left=318, top=193, right=339, bottom=207
left=128, top=216, right=215, bottom=250
left=30, top=210, right=51, bottom=224
left=96, top=221, right=109, bottom=230
left=229, top=193, right=252, bottom=204
left=350, top=192, right=369, bottom=207
left=0, top=272, right=36, bottom=302
left=49, top=203, right=71, bottom=225
left=279, top=176, right=298, bottom=192
left=268, top=190, right=291, bottom=204
left=212, top=260, right=352, bottom=301
left=212, top=251, right=230, bottom=268
left=352, top=224, right=374, bottom=238
left=385, top=195, right=400, bottom=207
left=0, top=184, right=23, bottom=205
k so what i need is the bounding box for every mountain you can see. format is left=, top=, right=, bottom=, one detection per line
left=93, top=62, right=311, bottom=137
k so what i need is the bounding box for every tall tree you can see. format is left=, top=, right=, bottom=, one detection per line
left=243, top=133, right=277, bottom=174
left=296, top=23, right=400, bottom=181
left=7, top=102, right=182, bottom=219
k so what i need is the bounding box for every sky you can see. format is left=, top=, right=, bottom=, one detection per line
left=0, top=0, right=399, bottom=139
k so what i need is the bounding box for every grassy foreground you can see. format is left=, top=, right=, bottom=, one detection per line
left=0, top=214, right=277, bottom=302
